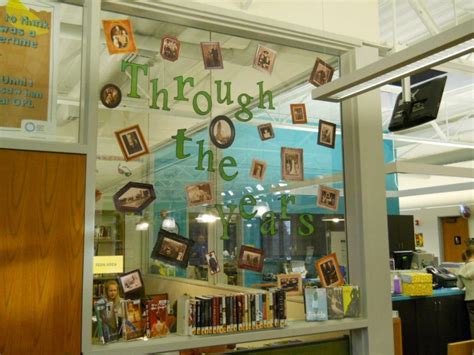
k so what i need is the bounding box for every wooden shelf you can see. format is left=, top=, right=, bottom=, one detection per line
left=88, top=318, right=368, bottom=354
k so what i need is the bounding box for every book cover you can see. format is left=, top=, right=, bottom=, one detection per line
left=146, top=296, right=169, bottom=338
left=343, top=285, right=361, bottom=317
left=94, top=298, right=120, bottom=343
left=122, top=299, right=144, bottom=340
left=177, top=295, right=192, bottom=336
left=304, top=287, right=328, bottom=321
left=326, top=287, right=344, bottom=320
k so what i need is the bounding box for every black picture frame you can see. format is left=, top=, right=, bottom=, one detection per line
left=113, top=181, right=156, bottom=213
left=317, top=119, right=336, bottom=149
left=150, top=229, right=195, bottom=269
left=117, top=268, right=145, bottom=298
left=209, top=115, right=235, bottom=149
left=257, top=123, right=275, bottom=141
left=238, top=245, right=264, bottom=272
left=100, top=84, right=122, bottom=109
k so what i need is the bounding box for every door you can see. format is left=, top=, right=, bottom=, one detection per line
left=441, top=216, right=469, bottom=262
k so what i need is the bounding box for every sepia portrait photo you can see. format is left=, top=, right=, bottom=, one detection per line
left=209, top=115, right=235, bottom=149
left=253, top=44, right=276, bottom=74
left=290, top=103, right=307, bottom=124
left=317, top=185, right=340, bottom=211
left=205, top=251, right=220, bottom=275
left=118, top=269, right=144, bottom=296
left=185, top=182, right=213, bottom=207
left=102, top=19, right=137, bottom=55
left=309, top=58, right=335, bottom=87
left=281, top=147, right=304, bottom=181
left=115, top=124, right=149, bottom=161
left=150, top=229, right=194, bottom=268
left=100, top=84, right=122, bottom=109
left=238, top=245, right=264, bottom=272
left=201, top=42, right=224, bottom=69
left=277, top=273, right=303, bottom=296
left=160, top=35, right=180, bottom=62
left=318, top=119, right=336, bottom=148
left=257, top=123, right=275, bottom=141
left=113, top=182, right=156, bottom=213
left=315, top=253, right=344, bottom=287
left=250, top=159, right=267, bottom=181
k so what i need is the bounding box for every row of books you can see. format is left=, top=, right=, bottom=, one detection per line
left=94, top=295, right=170, bottom=344
left=304, top=285, right=361, bottom=321
left=177, top=290, right=287, bottom=336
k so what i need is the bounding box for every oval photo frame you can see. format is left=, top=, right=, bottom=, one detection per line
left=100, top=83, right=122, bottom=109
left=209, top=115, right=235, bottom=149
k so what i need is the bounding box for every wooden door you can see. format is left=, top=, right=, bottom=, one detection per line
left=0, top=149, right=85, bottom=355
left=442, top=217, right=470, bottom=262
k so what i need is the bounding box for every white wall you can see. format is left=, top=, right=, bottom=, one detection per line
left=401, top=204, right=474, bottom=261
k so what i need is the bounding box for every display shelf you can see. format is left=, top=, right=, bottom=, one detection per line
left=88, top=318, right=368, bottom=355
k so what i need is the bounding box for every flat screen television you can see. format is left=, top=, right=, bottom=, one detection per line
left=388, top=76, right=447, bottom=132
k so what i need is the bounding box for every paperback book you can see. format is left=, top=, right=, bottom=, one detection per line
left=303, top=287, right=328, bottom=321
left=122, top=299, right=145, bottom=340
left=94, top=298, right=120, bottom=343
left=146, top=296, right=169, bottom=338
left=343, top=285, right=361, bottom=317
left=326, top=287, right=344, bottom=320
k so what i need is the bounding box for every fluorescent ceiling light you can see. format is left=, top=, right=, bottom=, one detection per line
left=321, top=217, right=345, bottom=223
left=312, top=20, right=474, bottom=102
left=196, top=213, right=220, bottom=223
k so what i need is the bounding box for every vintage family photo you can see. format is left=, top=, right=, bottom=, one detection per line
left=250, top=159, right=267, bottom=181
left=277, top=273, right=303, bottom=296
left=257, top=123, right=275, bottom=141
left=238, top=245, right=264, bottom=272
left=316, top=184, right=340, bottom=211
left=150, top=229, right=194, bottom=268
left=253, top=44, right=276, bottom=74
left=185, top=182, right=213, bottom=207
left=102, top=19, right=137, bottom=55
left=160, top=35, right=180, bottom=62
left=113, top=182, right=156, bottom=213
left=118, top=269, right=144, bottom=296
left=115, top=124, right=149, bottom=161
left=209, top=115, right=235, bottom=149
left=201, top=41, right=224, bottom=69
left=290, top=103, right=307, bottom=124
left=281, top=147, right=304, bottom=181
left=100, top=84, right=122, bottom=109
left=315, top=253, right=344, bottom=287
left=309, top=58, right=335, bottom=87
left=318, top=119, right=336, bottom=148
left=205, top=251, right=220, bottom=275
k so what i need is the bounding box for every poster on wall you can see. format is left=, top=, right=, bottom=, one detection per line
left=0, top=1, right=53, bottom=129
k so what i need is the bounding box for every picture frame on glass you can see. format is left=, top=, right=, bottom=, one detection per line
left=277, top=273, right=303, bottom=296
left=309, top=58, right=335, bottom=87
left=317, top=119, right=336, bottom=148
left=281, top=147, right=304, bottom=181
left=253, top=44, right=276, bottom=74
left=209, top=115, right=235, bottom=149
left=113, top=181, right=156, bottom=213
left=238, top=245, right=264, bottom=272
left=205, top=251, right=220, bottom=275
left=100, top=84, right=122, bottom=109
left=290, top=103, right=307, bottom=124
left=102, top=19, right=137, bottom=55
left=315, top=253, right=344, bottom=287
left=150, top=229, right=195, bottom=269
left=115, top=124, right=149, bottom=161
left=160, top=35, right=180, bottom=62
left=185, top=182, right=213, bottom=207
left=316, top=184, right=340, bottom=211
left=118, top=269, right=145, bottom=297
left=200, top=41, right=224, bottom=69
left=250, top=159, right=267, bottom=181
left=257, top=123, right=275, bottom=141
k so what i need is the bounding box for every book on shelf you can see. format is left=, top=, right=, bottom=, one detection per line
left=343, top=285, right=361, bottom=318
left=326, top=287, right=344, bottom=320
left=303, top=287, right=328, bottom=321
left=94, top=298, right=120, bottom=344
left=122, top=299, right=145, bottom=340
left=145, top=296, right=169, bottom=338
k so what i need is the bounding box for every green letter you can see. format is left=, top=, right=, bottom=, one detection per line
left=171, top=129, right=192, bottom=159
left=174, top=76, right=194, bottom=101
left=260, top=211, right=277, bottom=236
left=121, top=61, right=148, bottom=98
left=196, top=139, right=215, bottom=172
left=215, top=80, right=234, bottom=105
left=240, top=194, right=257, bottom=219
left=215, top=203, right=238, bottom=240
left=280, top=194, right=296, bottom=220
left=193, top=91, right=212, bottom=115
left=219, top=156, right=238, bottom=181
left=298, top=214, right=315, bottom=236
left=149, top=78, right=170, bottom=111
left=257, top=81, right=275, bottom=110
left=235, top=93, right=253, bottom=122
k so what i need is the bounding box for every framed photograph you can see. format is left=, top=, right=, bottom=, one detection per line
left=185, top=182, right=213, bottom=207
left=200, top=41, right=224, bottom=69
left=238, top=245, right=264, bottom=272
left=316, top=184, right=340, bottom=212
left=150, top=229, right=195, bottom=268
left=277, top=273, right=303, bottom=296
left=315, top=253, right=344, bottom=287
left=209, top=115, right=235, bottom=149
left=160, top=35, right=180, bottom=62
left=115, top=124, right=149, bottom=161
left=309, top=58, right=335, bottom=87
left=318, top=119, right=336, bottom=148
left=113, top=181, right=156, bottom=213
left=205, top=251, right=220, bottom=275
left=100, top=84, right=122, bottom=109
left=102, top=19, right=137, bottom=55
left=253, top=44, right=276, bottom=74
left=281, top=147, right=304, bottom=181
left=257, top=123, right=275, bottom=141
left=250, top=159, right=267, bottom=181
left=118, top=269, right=145, bottom=297
left=290, top=103, right=307, bottom=124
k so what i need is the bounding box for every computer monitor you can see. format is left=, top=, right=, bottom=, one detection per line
left=392, top=251, right=413, bottom=270
left=411, top=250, right=434, bottom=269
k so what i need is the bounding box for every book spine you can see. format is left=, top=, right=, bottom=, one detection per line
left=220, top=295, right=225, bottom=333
left=177, top=295, right=191, bottom=336
left=262, top=293, right=267, bottom=328
left=196, top=299, right=201, bottom=335
left=255, top=294, right=261, bottom=329
left=243, top=293, right=249, bottom=331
